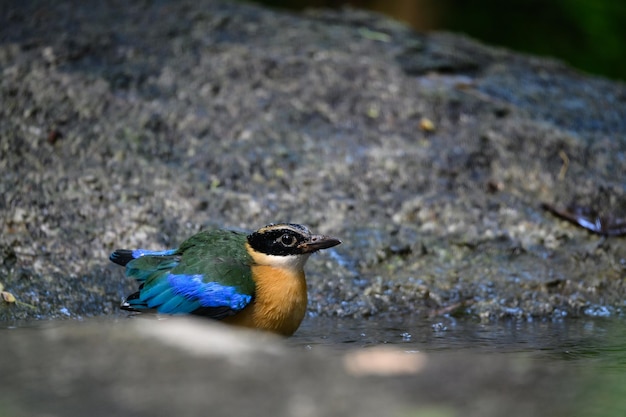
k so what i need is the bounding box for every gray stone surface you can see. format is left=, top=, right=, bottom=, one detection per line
left=1, top=317, right=577, bottom=417
left=1, top=0, right=625, bottom=322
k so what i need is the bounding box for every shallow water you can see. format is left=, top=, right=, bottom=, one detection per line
left=292, top=316, right=626, bottom=416
left=291, top=315, right=625, bottom=357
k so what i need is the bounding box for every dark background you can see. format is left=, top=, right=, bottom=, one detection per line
left=256, top=0, right=626, bottom=81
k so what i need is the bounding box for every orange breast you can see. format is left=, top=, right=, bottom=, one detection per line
left=223, top=264, right=308, bottom=336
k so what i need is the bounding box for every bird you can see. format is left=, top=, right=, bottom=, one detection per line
left=109, top=223, right=341, bottom=336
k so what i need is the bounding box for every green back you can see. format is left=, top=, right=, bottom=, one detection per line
left=172, top=228, right=255, bottom=295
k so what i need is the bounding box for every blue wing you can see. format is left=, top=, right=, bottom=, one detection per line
left=110, top=230, right=255, bottom=319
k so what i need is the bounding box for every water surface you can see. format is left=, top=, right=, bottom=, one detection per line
left=292, top=315, right=623, bottom=356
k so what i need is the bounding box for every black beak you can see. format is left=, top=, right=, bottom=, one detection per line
left=299, top=234, right=341, bottom=253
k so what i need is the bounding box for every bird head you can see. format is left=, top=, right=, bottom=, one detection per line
left=246, top=223, right=341, bottom=270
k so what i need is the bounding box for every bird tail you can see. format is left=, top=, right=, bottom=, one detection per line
left=110, top=249, right=135, bottom=266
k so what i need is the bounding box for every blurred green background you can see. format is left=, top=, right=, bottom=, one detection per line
left=254, top=0, right=626, bottom=81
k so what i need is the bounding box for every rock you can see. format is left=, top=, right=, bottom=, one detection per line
left=0, top=317, right=577, bottom=417
left=0, top=0, right=625, bottom=322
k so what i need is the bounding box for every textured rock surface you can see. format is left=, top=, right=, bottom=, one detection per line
left=1, top=0, right=625, bottom=322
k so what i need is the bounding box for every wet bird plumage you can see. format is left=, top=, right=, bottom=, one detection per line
left=110, top=224, right=340, bottom=336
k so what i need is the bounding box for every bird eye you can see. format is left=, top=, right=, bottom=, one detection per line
left=279, top=233, right=297, bottom=247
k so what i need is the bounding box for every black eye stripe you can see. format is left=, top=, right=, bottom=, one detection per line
left=247, top=228, right=309, bottom=256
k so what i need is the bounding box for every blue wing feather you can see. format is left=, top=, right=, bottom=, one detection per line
left=167, top=274, right=252, bottom=310
left=112, top=229, right=254, bottom=319
left=140, top=279, right=178, bottom=305
left=132, top=249, right=178, bottom=259
left=157, top=292, right=201, bottom=314
left=110, top=248, right=177, bottom=266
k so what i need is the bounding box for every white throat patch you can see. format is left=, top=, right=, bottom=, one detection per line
left=250, top=250, right=312, bottom=271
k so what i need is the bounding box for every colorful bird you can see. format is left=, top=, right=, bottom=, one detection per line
left=110, top=223, right=341, bottom=336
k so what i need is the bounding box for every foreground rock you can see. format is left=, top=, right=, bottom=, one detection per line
left=1, top=317, right=577, bottom=417
left=0, top=0, right=625, bottom=321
